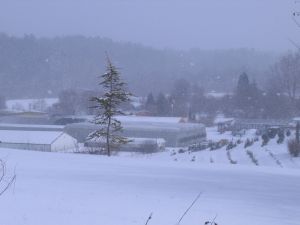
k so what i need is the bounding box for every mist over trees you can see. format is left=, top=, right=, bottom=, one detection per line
left=143, top=65, right=300, bottom=120
left=0, top=33, right=277, bottom=99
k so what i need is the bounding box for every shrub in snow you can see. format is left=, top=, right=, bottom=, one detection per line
left=210, top=139, right=228, bottom=151
left=244, top=138, right=253, bottom=148
left=226, top=150, right=237, bottom=164
left=170, top=150, right=176, bottom=156
left=188, top=142, right=209, bottom=152
left=288, top=139, right=300, bottom=157
left=261, top=133, right=269, bottom=147
left=265, top=149, right=283, bottom=168
left=205, top=222, right=218, bottom=225
left=226, top=141, right=237, bottom=150
left=286, top=130, right=291, bottom=137
left=267, top=128, right=277, bottom=139
left=178, top=149, right=185, bottom=154
left=236, top=139, right=242, bottom=145
left=246, top=150, right=259, bottom=165
left=277, top=130, right=285, bottom=144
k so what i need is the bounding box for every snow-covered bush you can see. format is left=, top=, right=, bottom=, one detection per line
left=253, top=136, right=259, bottom=142
left=244, top=138, right=253, bottom=148
left=261, top=133, right=269, bottom=147
left=178, top=149, right=185, bottom=154
left=170, top=150, right=176, bottom=156
left=226, top=141, right=237, bottom=150
left=246, top=150, right=259, bottom=165
left=267, top=129, right=277, bottom=139
left=226, top=150, right=237, bottom=164
left=210, top=139, right=228, bottom=150
left=288, top=139, right=300, bottom=157
left=277, top=130, right=285, bottom=144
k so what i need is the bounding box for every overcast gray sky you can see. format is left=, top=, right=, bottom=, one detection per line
left=0, top=0, right=299, bottom=51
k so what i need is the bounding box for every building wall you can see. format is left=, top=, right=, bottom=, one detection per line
left=51, top=133, right=78, bottom=152
left=0, top=142, right=51, bottom=151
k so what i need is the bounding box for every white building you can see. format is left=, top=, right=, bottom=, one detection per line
left=0, top=130, right=77, bottom=152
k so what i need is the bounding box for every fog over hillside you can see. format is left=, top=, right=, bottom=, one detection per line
left=0, top=0, right=296, bottom=52
left=0, top=34, right=277, bottom=98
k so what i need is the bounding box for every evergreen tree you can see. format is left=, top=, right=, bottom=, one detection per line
left=171, top=78, right=191, bottom=116
left=156, top=92, right=170, bottom=116
left=88, top=56, right=131, bottom=156
left=0, top=95, right=6, bottom=110
left=145, top=92, right=157, bottom=114
left=235, top=72, right=262, bottom=118
left=236, top=72, right=251, bottom=110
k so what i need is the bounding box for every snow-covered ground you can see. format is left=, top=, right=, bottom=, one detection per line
left=0, top=126, right=299, bottom=225
left=0, top=144, right=299, bottom=225
left=132, top=127, right=300, bottom=169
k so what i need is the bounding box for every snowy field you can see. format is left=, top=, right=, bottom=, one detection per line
left=0, top=141, right=300, bottom=225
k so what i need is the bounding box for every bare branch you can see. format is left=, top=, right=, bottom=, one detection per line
left=176, top=192, right=202, bottom=225
left=144, top=212, right=153, bottom=225
left=0, top=160, right=16, bottom=196
left=288, top=38, right=300, bottom=50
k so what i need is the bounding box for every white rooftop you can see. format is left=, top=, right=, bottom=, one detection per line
left=0, top=123, right=64, bottom=129
left=115, top=115, right=183, bottom=124
left=0, top=130, right=64, bottom=145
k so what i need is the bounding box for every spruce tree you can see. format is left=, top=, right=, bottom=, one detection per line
left=88, top=56, right=131, bottom=156
left=145, top=92, right=156, bottom=114
left=156, top=92, right=170, bottom=116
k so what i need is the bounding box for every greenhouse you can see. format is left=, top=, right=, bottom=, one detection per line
left=65, top=116, right=206, bottom=148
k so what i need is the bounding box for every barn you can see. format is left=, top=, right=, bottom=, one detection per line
left=0, top=130, right=77, bottom=152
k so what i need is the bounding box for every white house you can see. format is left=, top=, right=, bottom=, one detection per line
left=0, top=130, right=77, bottom=152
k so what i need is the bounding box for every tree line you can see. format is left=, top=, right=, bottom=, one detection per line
left=0, top=33, right=275, bottom=98
left=49, top=50, right=300, bottom=120
left=144, top=51, right=300, bottom=120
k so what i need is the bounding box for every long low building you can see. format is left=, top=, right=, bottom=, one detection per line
left=85, top=137, right=166, bottom=153
left=0, top=130, right=77, bottom=152
left=0, top=123, right=64, bottom=132
left=65, top=116, right=206, bottom=147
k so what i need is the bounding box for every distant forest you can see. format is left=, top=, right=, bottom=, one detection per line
left=0, top=33, right=278, bottom=98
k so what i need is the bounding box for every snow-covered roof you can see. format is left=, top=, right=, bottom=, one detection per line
left=214, top=117, right=234, bottom=124
left=0, top=123, right=64, bottom=130
left=115, top=115, right=183, bottom=124
left=0, top=130, right=65, bottom=145
left=235, top=119, right=291, bottom=126
left=205, top=92, right=231, bottom=99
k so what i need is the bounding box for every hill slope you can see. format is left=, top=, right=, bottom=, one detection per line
left=0, top=34, right=276, bottom=98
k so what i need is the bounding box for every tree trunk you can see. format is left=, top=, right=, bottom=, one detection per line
left=296, top=122, right=300, bottom=145
left=106, top=116, right=111, bottom=156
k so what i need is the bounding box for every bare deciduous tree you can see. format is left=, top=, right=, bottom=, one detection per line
left=270, top=52, right=300, bottom=103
